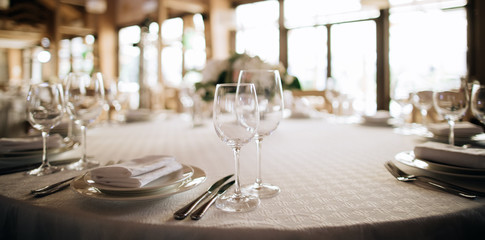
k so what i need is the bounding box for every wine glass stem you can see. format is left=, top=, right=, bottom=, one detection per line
left=41, top=131, right=50, bottom=167
left=81, top=124, right=88, bottom=161
left=420, top=109, right=428, bottom=126
left=255, top=137, right=263, bottom=187
left=448, top=120, right=455, bottom=146
left=232, top=146, right=242, bottom=196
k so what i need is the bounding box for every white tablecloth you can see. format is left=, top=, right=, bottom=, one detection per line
left=1, top=115, right=485, bottom=239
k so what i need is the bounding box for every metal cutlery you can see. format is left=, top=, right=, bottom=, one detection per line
left=30, top=160, right=117, bottom=198
left=173, top=174, right=233, bottom=220
left=385, top=161, right=479, bottom=199
left=31, top=176, right=76, bottom=194
left=190, top=180, right=235, bottom=220
left=31, top=175, right=81, bottom=198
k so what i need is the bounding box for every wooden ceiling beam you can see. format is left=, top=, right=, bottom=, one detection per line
left=38, top=0, right=83, bottom=21
left=165, top=0, right=207, bottom=14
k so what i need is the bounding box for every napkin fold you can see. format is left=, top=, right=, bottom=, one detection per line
left=0, top=134, right=64, bottom=152
left=90, top=155, right=183, bottom=188
left=427, top=122, right=483, bottom=138
left=414, top=142, right=485, bottom=169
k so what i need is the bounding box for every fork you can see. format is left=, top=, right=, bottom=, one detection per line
left=385, top=161, right=482, bottom=199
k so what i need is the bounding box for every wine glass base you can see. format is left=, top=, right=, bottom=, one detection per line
left=65, top=158, right=100, bottom=171
left=242, top=183, right=280, bottom=199
left=26, top=165, right=63, bottom=176
left=216, top=193, right=260, bottom=212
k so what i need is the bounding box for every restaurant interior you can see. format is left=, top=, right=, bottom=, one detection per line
left=1, top=0, right=484, bottom=123
left=2, top=0, right=485, bottom=239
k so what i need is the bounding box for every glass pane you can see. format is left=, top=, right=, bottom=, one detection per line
left=331, top=20, right=377, bottom=115
left=287, top=26, right=327, bottom=90
left=389, top=8, right=467, bottom=86
left=285, top=0, right=377, bottom=28
left=162, top=18, right=184, bottom=86
left=235, top=0, right=279, bottom=64
left=162, top=44, right=183, bottom=86
left=118, top=26, right=140, bottom=85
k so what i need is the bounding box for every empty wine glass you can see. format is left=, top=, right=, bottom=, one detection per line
left=391, top=78, right=414, bottom=135
left=433, top=77, right=468, bottom=146
left=65, top=72, right=105, bottom=170
left=412, top=90, right=433, bottom=134
left=238, top=70, right=284, bottom=198
left=471, top=83, right=485, bottom=124
left=411, top=79, right=434, bottom=133
left=26, top=82, right=65, bottom=176
left=213, top=83, right=260, bottom=212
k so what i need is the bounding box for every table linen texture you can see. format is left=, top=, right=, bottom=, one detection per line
left=1, top=116, right=485, bottom=240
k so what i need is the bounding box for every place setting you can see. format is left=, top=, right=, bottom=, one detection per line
left=387, top=78, right=485, bottom=199
left=68, top=155, right=207, bottom=201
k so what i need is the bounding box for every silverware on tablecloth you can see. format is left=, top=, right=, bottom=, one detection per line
left=31, top=175, right=83, bottom=198
left=190, top=180, right=235, bottom=220
left=30, top=160, right=117, bottom=198
left=173, top=174, right=233, bottom=220
left=31, top=176, right=76, bottom=194
left=385, top=161, right=479, bottom=199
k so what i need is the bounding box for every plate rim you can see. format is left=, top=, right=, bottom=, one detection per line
left=70, top=165, right=206, bottom=201
left=0, top=139, right=77, bottom=158
left=395, top=150, right=485, bottom=178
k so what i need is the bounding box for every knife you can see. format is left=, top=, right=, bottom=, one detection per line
left=173, top=174, right=233, bottom=220
left=385, top=161, right=478, bottom=200
left=190, top=180, right=235, bottom=220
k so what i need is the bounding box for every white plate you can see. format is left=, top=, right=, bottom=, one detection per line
left=70, top=165, right=206, bottom=201
left=395, top=151, right=485, bottom=178
left=0, top=140, right=76, bottom=157
left=86, top=164, right=194, bottom=195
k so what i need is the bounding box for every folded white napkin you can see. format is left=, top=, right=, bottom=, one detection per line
left=414, top=142, right=485, bottom=169
left=362, top=110, right=391, bottom=125
left=427, top=122, right=483, bottom=138
left=0, top=134, right=64, bottom=152
left=90, top=155, right=183, bottom=188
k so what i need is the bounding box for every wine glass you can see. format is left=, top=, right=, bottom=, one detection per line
left=471, top=83, right=485, bottom=124
left=411, top=90, right=433, bottom=134
left=65, top=72, right=105, bottom=170
left=433, top=77, right=468, bottom=146
left=213, top=83, right=260, bottom=212
left=238, top=70, right=284, bottom=199
left=391, top=78, right=414, bottom=135
left=25, top=82, right=65, bottom=176
left=411, top=78, right=434, bottom=134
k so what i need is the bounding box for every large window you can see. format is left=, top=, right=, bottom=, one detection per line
left=235, top=0, right=279, bottom=65
left=287, top=26, right=327, bottom=90
left=234, top=0, right=467, bottom=116
left=331, top=21, right=377, bottom=114
left=389, top=4, right=467, bottom=87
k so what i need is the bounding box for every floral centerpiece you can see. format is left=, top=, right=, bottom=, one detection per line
left=195, top=53, right=301, bottom=101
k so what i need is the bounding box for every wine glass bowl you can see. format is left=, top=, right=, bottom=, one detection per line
left=433, top=77, right=468, bottom=146
left=411, top=90, right=433, bottom=133
left=26, top=82, right=65, bottom=176
left=391, top=78, right=414, bottom=134
left=65, top=72, right=105, bottom=170
left=213, top=83, right=260, bottom=212
left=238, top=69, right=283, bottom=199
left=471, top=84, right=485, bottom=124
